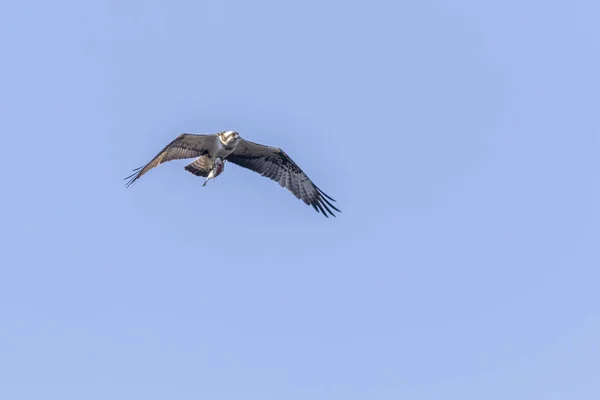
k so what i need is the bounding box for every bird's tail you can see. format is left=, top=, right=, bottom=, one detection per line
left=184, top=156, right=212, bottom=177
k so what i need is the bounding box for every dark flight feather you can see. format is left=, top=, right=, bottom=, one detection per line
left=227, top=139, right=340, bottom=217
left=124, top=134, right=215, bottom=187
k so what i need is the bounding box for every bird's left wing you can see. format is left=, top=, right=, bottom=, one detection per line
left=226, top=139, right=340, bottom=217
left=125, top=133, right=215, bottom=187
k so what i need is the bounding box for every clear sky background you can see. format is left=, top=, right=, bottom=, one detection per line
left=1, top=1, right=598, bottom=399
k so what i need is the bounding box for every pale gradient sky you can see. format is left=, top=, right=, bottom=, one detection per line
left=1, top=1, right=599, bottom=399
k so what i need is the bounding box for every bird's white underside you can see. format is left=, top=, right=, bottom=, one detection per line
left=214, top=137, right=224, bottom=154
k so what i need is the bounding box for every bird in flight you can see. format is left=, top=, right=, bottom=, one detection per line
left=124, top=131, right=340, bottom=217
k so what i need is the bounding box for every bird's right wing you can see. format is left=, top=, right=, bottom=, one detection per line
left=227, top=139, right=340, bottom=217
left=125, top=133, right=215, bottom=187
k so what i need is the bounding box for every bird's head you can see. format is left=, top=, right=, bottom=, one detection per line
left=218, top=130, right=241, bottom=147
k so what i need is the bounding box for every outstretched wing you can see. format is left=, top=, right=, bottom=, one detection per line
left=124, top=133, right=215, bottom=187
left=226, top=139, right=340, bottom=217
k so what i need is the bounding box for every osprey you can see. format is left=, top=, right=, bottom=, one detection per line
left=124, top=131, right=340, bottom=217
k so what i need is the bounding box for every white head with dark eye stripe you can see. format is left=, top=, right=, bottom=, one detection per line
left=218, top=130, right=241, bottom=147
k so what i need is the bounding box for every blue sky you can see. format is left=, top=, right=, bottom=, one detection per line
left=1, top=0, right=599, bottom=399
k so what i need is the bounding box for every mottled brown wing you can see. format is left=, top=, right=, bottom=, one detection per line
left=226, top=139, right=340, bottom=217
left=184, top=155, right=213, bottom=177
left=125, top=133, right=215, bottom=187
